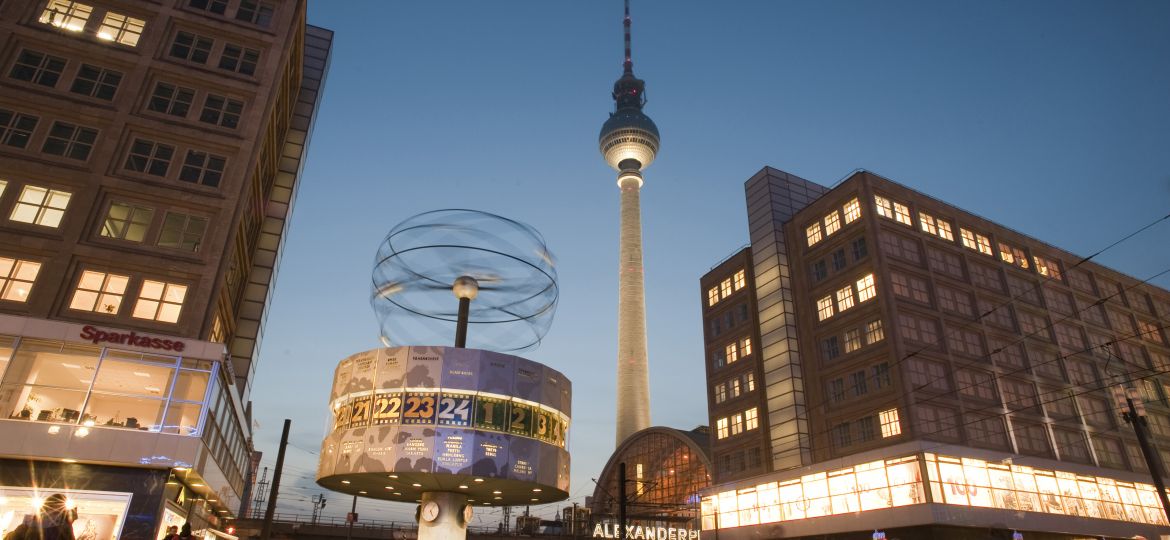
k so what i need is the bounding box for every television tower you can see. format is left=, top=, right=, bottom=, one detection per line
left=599, top=0, right=660, bottom=446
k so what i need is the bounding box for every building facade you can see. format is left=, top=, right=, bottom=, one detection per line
left=699, top=167, right=1170, bottom=538
left=0, top=1, right=329, bottom=539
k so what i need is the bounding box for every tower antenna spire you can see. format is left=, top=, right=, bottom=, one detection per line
left=623, top=0, right=633, bottom=74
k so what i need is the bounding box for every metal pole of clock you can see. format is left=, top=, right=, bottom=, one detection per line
left=453, top=276, right=478, bottom=348
left=344, top=494, right=357, bottom=540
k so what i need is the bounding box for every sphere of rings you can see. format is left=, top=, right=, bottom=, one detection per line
left=370, top=209, right=559, bottom=353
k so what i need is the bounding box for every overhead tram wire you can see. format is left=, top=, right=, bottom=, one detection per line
left=782, top=210, right=1170, bottom=433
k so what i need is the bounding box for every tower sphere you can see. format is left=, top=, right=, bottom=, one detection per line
left=599, top=108, right=660, bottom=171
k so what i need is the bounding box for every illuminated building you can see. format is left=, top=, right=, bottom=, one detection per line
left=589, top=426, right=711, bottom=536
left=699, top=167, right=1170, bottom=538
left=599, top=0, right=659, bottom=446
left=0, top=1, right=329, bottom=539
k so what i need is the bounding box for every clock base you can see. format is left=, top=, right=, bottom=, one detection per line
left=417, top=491, right=471, bottom=540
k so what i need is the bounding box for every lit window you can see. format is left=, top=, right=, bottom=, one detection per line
left=959, top=229, right=993, bottom=255
left=69, top=270, right=129, bottom=314
left=730, top=378, right=741, bottom=398
left=41, top=121, right=97, bottom=161
left=0, top=257, right=41, bottom=302
left=731, top=413, right=743, bottom=435
left=739, top=337, right=752, bottom=357
left=874, top=195, right=893, bottom=219
left=125, top=139, right=174, bottom=177
left=720, top=278, right=732, bottom=298
left=101, top=202, right=154, bottom=242
left=1034, top=256, right=1062, bottom=280
left=218, top=44, right=260, bottom=76
left=733, top=269, right=745, bottom=290
left=0, top=109, right=39, bottom=149
left=823, top=211, right=841, bottom=236
left=893, top=202, right=912, bottom=226
left=745, top=408, right=758, bottom=430
left=919, top=212, right=954, bottom=241
left=725, top=343, right=738, bottom=364
left=836, top=285, right=855, bottom=311
left=178, top=150, right=226, bottom=187
left=865, top=320, right=884, bottom=344
left=39, top=0, right=92, bottom=32
left=132, top=280, right=187, bottom=323
left=817, top=295, right=834, bottom=321
left=707, top=287, right=719, bottom=306
left=10, top=185, right=71, bottom=227
left=879, top=409, right=901, bottom=437
left=714, top=383, right=726, bottom=404
left=745, top=372, right=755, bottom=392
left=199, top=94, right=243, bottom=129
left=844, top=329, right=861, bottom=353
left=148, top=83, right=195, bottom=117
left=169, top=31, right=213, bottom=64
left=97, top=12, right=145, bottom=46
left=10, top=50, right=66, bottom=88
left=69, top=64, right=121, bottom=100
left=235, top=0, right=274, bottom=27
left=843, top=198, right=861, bottom=223
left=856, top=274, right=876, bottom=302
left=998, top=243, right=1028, bottom=269
left=806, top=223, right=822, bottom=246
left=716, top=418, right=728, bottom=439
left=937, top=220, right=953, bottom=241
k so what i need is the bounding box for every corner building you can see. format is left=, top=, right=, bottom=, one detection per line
left=0, top=1, right=330, bottom=539
left=700, top=167, right=1170, bottom=539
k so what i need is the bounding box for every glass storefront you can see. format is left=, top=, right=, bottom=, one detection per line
left=700, top=452, right=1170, bottom=531
left=0, top=338, right=211, bottom=435
left=0, top=486, right=132, bottom=540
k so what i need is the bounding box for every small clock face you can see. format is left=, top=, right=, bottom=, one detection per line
left=462, top=504, right=473, bottom=524
left=421, top=501, right=440, bottom=522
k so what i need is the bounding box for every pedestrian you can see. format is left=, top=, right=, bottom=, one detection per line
left=29, top=493, right=76, bottom=540
left=177, top=523, right=193, bottom=540
left=3, top=515, right=33, bottom=540
left=161, top=525, right=180, bottom=540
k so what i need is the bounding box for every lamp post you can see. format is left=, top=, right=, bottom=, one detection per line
left=452, top=276, right=478, bottom=348
left=1113, top=385, right=1170, bottom=522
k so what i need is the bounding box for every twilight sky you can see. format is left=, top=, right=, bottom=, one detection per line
left=247, top=0, right=1170, bottom=526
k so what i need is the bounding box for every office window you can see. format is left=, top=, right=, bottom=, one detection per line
left=971, top=263, right=1005, bottom=293
left=714, top=383, right=726, bottom=404
left=1078, top=298, right=1108, bottom=327
left=937, top=285, right=974, bottom=317
left=1014, top=422, right=1050, bottom=457
left=712, top=349, right=726, bottom=369
left=716, top=418, right=728, bottom=439
left=1138, top=319, right=1165, bottom=345
left=842, top=197, right=861, bottom=223
left=169, top=31, right=213, bottom=63
left=1054, top=429, right=1091, bottom=464
left=893, top=202, right=912, bottom=226
left=874, top=195, right=893, bottom=220
left=879, top=230, right=921, bottom=264
left=725, top=342, right=738, bottom=364
left=1092, top=437, right=1126, bottom=469
left=948, top=327, right=985, bottom=357
left=1054, top=324, right=1085, bottom=352
left=890, top=271, right=930, bottom=304
left=125, top=139, right=174, bottom=176
left=967, top=415, right=1009, bottom=449
left=898, top=313, right=939, bottom=345
left=916, top=405, right=959, bottom=440
left=872, top=362, right=891, bottom=389
left=0, top=109, right=39, bottom=148
left=218, top=44, right=260, bottom=76
left=879, top=409, right=901, bottom=437
left=806, top=223, right=822, bottom=246
left=830, top=423, right=851, bottom=449
left=1042, top=387, right=1077, bottom=418
left=730, top=413, right=743, bottom=436
left=733, top=269, right=745, bottom=290
left=1033, top=256, right=1063, bottom=280
left=850, top=370, right=868, bottom=397
left=811, top=260, right=827, bottom=282
left=843, top=329, right=861, bottom=353
left=744, top=372, right=755, bottom=392
left=828, top=378, right=845, bottom=403
left=69, top=64, right=121, bottom=100
left=857, top=416, right=876, bottom=442
left=864, top=320, right=884, bottom=344
left=817, top=295, right=834, bottom=321
left=720, top=278, right=732, bottom=298
left=203, top=94, right=244, bottom=127
left=0, top=257, right=41, bottom=302
left=1079, top=396, right=1113, bottom=428
left=745, top=408, right=758, bottom=430
left=856, top=273, right=876, bottom=302
left=851, top=237, right=867, bottom=260
left=1066, top=268, right=1096, bottom=294
left=39, top=0, right=93, bottom=31
left=836, top=285, right=855, bottom=312
left=1001, top=378, right=1038, bottom=411
left=823, top=211, right=841, bottom=236
left=919, top=212, right=953, bottom=241
left=1006, top=275, right=1041, bottom=305
left=96, top=12, right=145, bottom=46
left=69, top=270, right=129, bottom=314
left=1018, top=311, right=1050, bottom=340
left=999, top=242, right=1029, bottom=269
left=707, top=287, right=718, bottom=307
left=990, top=340, right=1026, bottom=368
left=959, top=228, right=993, bottom=256
left=907, top=358, right=949, bottom=392
left=10, top=50, right=66, bottom=87
left=1028, top=346, right=1066, bottom=381
left=926, top=247, right=964, bottom=279
left=739, top=337, right=752, bottom=357
left=10, top=185, right=71, bottom=227
left=709, top=317, right=722, bottom=337
left=178, top=150, right=226, bottom=187
left=831, top=249, right=846, bottom=271
left=188, top=0, right=227, bottom=15
left=235, top=0, right=274, bottom=26
left=1107, top=309, right=1135, bottom=334
left=100, top=202, right=154, bottom=243
left=148, top=83, right=195, bottom=117
left=822, top=336, right=840, bottom=362
left=41, top=122, right=96, bottom=161
left=730, top=378, right=742, bottom=398
left=1065, top=358, right=1095, bottom=386
left=1043, top=287, right=1074, bottom=316
left=132, top=280, right=187, bottom=323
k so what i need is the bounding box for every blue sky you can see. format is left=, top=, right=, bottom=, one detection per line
left=247, top=0, right=1170, bottom=526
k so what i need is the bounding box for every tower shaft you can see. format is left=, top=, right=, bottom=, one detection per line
left=616, top=175, right=650, bottom=445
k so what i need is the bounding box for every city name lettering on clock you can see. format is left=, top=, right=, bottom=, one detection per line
left=80, top=325, right=186, bottom=352
left=592, top=523, right=698, bottom=540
